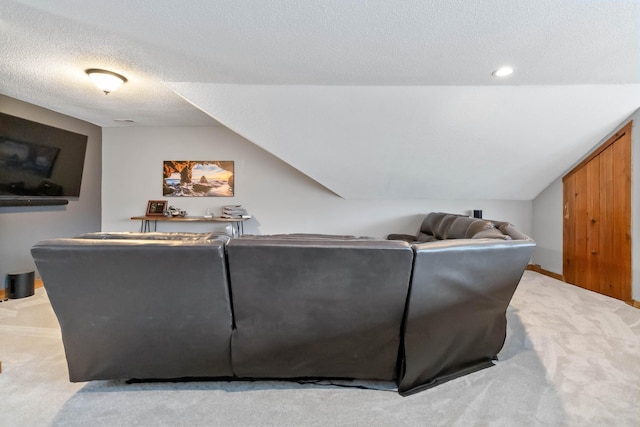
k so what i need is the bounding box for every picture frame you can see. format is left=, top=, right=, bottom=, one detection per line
left=146, top=200, right=167, bottom=216
left=163, top=160, right=234, bottom=197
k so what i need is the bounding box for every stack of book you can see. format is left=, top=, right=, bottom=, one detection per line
left=221, top=205, right=251, bottom=219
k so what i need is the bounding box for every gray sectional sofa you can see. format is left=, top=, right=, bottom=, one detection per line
left=31, top=212, right=535, bottom=396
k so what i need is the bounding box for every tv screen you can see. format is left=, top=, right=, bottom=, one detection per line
left=0, top=112, right=88, bottom=197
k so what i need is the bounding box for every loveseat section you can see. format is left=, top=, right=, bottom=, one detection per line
left=226, top=238, right=414, bottom=381
left=398, top=238, right=535, bottom=395
left=387, top=212, right=509, bottom=243
left=31, top=238, right=234, bottom=382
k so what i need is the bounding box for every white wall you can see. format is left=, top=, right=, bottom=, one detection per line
left=102, top=126, right=532, bottom=239
left=635, top=115, right=640, bottom=301
left=532, top=177, right=563, bottom=274
left=0, top=95, right=102, bottom=281
left=532, top=109, right=639, bottom=300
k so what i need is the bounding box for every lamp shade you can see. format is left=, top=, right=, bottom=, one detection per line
left=85, top=69, right=127, bottom=94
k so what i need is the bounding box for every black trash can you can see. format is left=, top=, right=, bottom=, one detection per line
left=7, top=271, right=35, bottom=299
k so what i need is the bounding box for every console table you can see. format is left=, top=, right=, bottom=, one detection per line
left=131, top=215, right=247, bottom=237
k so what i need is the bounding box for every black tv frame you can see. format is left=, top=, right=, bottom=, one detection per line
left=0, top=112, right=87, bottom=205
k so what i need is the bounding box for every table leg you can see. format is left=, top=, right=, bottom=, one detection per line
left=141, top=220, right=154, bottom=232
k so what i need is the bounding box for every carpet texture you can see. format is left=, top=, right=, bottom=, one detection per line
left=0, top=271, right=638, bottom=426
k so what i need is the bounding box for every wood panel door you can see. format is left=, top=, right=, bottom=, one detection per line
left=563, top=122, right=632, bottom=301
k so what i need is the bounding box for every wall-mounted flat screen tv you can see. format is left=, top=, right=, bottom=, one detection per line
left=0, top=112, right=88, bottom=198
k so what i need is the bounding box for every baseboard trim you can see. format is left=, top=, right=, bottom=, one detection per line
left=0, top=278, right=43, bottom=301
left=526, top=265, right=640, bottom=310
left=526, top=264, right=564, bottom=282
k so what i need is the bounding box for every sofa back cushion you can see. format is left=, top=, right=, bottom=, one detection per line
left=419, top=212, right=449, bottom=235
left=433, top=214, right=462, bottom=239
left=411, top=212, right=520, bottom=242
left=31, top=238, right=234, bottom=381
left=421, top=213, right=513, bottom=241
left=226, top=237, right=414, bottom=381
left=443, top=216, right=494, bottom=239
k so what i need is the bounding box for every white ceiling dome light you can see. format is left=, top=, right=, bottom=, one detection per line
left=492, top=66, right=514, bottom=77
left=85, top=69, right=127, bottom=94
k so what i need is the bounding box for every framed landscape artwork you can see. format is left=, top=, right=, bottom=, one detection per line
left=162, top=160, right=234, bottom=197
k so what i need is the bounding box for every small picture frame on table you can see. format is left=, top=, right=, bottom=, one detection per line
left=146, top=200, right=167, bottom=216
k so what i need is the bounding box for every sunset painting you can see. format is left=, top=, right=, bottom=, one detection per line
left=162, top=160, right=234, bottom=197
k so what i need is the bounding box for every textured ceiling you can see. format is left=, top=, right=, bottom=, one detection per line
left=1, top=0, right=639, bottom=199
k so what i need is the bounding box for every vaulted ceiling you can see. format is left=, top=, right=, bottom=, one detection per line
left=1, top=0, right=639, bottom=199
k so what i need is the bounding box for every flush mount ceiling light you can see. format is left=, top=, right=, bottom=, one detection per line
left=85, top=69, right=127, bottom=94
left=492, top=66, right=514, bottom=77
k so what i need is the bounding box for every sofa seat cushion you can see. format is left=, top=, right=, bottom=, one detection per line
left=386, top=233, right=419, bottom=242
left=415, top=232, right=437, bottom=243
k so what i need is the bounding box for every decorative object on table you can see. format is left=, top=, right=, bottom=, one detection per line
left=146, top=200, right=167, bottom=216
left=163, top=160, right=234, bottom=197
left=221, top=205, right=251, bottom=219
left=163, top=205, right=187, bottom=217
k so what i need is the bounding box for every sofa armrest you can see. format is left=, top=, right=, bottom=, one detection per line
left=398, top=238, right=535, bottom=395
left=387, top=233, right=417, bottom=242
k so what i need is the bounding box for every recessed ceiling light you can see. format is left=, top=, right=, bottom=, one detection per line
left=492, top=66, right=514, bottom=77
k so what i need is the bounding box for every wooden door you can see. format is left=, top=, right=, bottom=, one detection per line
left=563, top=122, right=632, bottom=301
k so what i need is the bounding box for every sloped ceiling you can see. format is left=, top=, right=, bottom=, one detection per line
left=1, top=0, right=639, bottom=200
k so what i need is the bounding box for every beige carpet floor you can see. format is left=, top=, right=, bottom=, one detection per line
left=0, top=271, right=638, bottom=426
